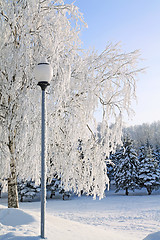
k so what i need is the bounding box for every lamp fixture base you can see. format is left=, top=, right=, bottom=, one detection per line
left=38, top=81, right=50, bottom=91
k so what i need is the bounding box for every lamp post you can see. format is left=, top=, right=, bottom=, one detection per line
left=34, top=58, right=53, bottom=239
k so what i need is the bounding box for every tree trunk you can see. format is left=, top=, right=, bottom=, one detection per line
left=8, top=137, right=19, bottom=208
left=147, top=186, right=152, bottom=195
left=125, top=187, right=129, bottom=196
left=8, top=157, right=19, bottom=208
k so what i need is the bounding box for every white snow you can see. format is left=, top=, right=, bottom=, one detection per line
left=0, top=189, right=160, bottom=240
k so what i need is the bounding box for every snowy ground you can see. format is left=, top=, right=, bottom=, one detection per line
left=0, top=189, right=160, bottom=240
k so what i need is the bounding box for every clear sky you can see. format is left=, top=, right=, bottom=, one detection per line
left=67, top=0, right=160, bottom=126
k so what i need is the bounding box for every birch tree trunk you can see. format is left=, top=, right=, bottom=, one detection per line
left=8, top=140, right=19, bottom=208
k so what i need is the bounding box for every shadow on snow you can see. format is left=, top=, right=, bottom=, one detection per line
left=143, top=231, right=160, bottom=240
left=0, top=233, right=40, bottom=240
left=0, top=208, right=35, bottom=227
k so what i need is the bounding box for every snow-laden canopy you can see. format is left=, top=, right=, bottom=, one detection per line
left=0, top=0, right=142, bottom=199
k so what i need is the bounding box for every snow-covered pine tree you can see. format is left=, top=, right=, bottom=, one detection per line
left=108, top=143, right=130, bottom=186
left=138, top=146, right=160, bottom=195
left=114, top=137, right=139, bottom=195
left=138, top=145, right=146, bottom=163
left=153, top=145, right=160, bottom=170
left=106, top=146, right=123, bottom=186
left=0, top=0, right=142, bottom=206
left=106, top=156, right=115, bottom=186
left=17, top=180, right=41, bottom=202
left=108, top=145, right=126, bottom=187
left=47, top=175, right=71, bottom=200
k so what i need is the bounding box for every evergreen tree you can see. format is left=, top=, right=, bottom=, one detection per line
left=47, top=175, right=71, bottom=200
left=107, top=147, right=124, bottom=185
left=114, top=137, right=139, bottom=195
left=138, top=146, right=160, bottom=195
left=138, top=145, right=146, bottom=163
left=153, top=145, right=160, bottom=170
left=17, top=180, right=40, bottom=202
left=106, top=157, right=115, bottom=186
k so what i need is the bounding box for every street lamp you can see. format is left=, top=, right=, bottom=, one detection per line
left=34, top=58, right=53, bottom=239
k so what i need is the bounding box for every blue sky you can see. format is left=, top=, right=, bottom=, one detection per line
left=67, top=0, right=160, bottom=126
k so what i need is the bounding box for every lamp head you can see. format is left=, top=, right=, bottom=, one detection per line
left=34, top=58, right=53, bottom=84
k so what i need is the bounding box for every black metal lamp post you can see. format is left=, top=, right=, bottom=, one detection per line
left=34, top=58, right=53, bottom=239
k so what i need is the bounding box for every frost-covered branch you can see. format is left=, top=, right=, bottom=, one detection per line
left=0, top=0, right=142, bottom=201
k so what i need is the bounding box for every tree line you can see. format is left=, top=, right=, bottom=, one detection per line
left=123, top=121, right=160, bottom=148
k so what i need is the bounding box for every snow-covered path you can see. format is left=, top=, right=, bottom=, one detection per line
left=0, top=204, right=130, bottom=240
left=0, top=206, right=127, bottom=240
left=0, top=190, right=160, bottom=240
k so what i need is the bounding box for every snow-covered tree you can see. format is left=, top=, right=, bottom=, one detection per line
left=47, top=175, right=71, bottom=200
left=73, top=139, right=85, bottom=195
left=153, top=145, right=160, bottom=169
left=17, top=177, right=71, bottom=202
left=138, top=146, right=160, bottom=195
left=114, top=137, right=139, bottom=195
left=0, top=0, right=86, bottom=207
left=107, top=147, right=123, bottom=185
left=17, top=180, right=41, bottom=202
left=138, top=145, right=146, bottom=163
left=0, top=0, right=142, bottom=207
